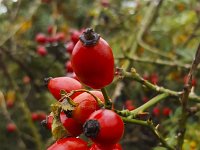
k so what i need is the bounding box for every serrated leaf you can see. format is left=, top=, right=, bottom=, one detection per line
left=61, top=97, right=77, bottom=111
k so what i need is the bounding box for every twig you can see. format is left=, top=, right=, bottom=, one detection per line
left=116, top=93, right=169, bottom=118
left=122, top=68, right=200, bottom=103
left=122, top=117, right=175, bottom=150
left=177, top=44, right=200, bottom=149
left=116, top=56, right=192, bottom=70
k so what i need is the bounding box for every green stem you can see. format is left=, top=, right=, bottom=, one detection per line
left=101, top=87, right=112, bottom=109
left=123, top=69, right=200, bottom=103
left=130, top=93, right=169, bottom=115
left=116, top=93, right=169, bottom=118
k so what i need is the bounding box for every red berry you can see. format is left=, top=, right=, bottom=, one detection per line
left=45, top=77, right=83, bottom=101
left=150, top=73, right=159, bottom=84
left=142, top=97, right=149, bottom=103
left=163, top=107, right=172, bottom=116
left=83, top=109, right=124, bottom=146
left=35, top=33, right=47, bottom=44
left=60, top=112, right=83, bottom=136
left=70, top=30, right=81, bottom=44
left=153, top=107, right=160, bottom=116
left=184, top=75, right=197, bottom=86
left=38, top=112, right=46, bottom=121
left=6, top=123, right=17, bottom=133
left=55, top=32, right=65, bottom=42
left=72, top=91, right=104, bottom=124
left=90, top=143, right=122, bottom=150
left=31, top=112, right=39, bottom=121
left=65, top=61, right=73, bottom=73
left=23, top=76, right=31, bottom=84
left=126, top=105, right=135, bottom=111
left=66, top=42, right=75, bottom=54
left=71, top=28, right=114, bottom=89
left=47, top=36, right=57, bottom=43
left=6, top=100, right=14, bottom=108
left=37, top=46, right=47, bottom=56
left=47, top=26, right=53, bottom=34
left=47, top=137, right=88, bottom=150
left=100, top=0, right=110, bottom=7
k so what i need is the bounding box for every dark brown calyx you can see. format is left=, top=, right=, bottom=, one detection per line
left=44, top=77, right=53, bottom=87
left=83, top=119, right=100, bottom=138
left=79, top=28, right=100, bottom=46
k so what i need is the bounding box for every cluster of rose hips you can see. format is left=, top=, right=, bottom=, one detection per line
left=35, top=26, right=66, bottom=57
left=42, top=28, right=124, bottom=150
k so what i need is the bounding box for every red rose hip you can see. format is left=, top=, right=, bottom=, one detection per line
left=71, top=28, right=114, bottom=89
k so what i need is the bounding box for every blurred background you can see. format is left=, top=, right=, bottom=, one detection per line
left=0, top=0, right=200, bottom=149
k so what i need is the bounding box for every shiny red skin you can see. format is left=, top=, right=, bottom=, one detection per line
left=66, top=42, right=75, bottom=54
left=47, top=137, right=88, bottom=150
left=89, top=144, right=122, bottom=150
left=37, top=46, right=47, bottom=56
left=71, top=30, right=81, bottom=44
left=35, top=33, right=47, bottom=44
left=47, top=77, right=83, bottom=101
left=60, top=112, right=83, bottom=136
left=71, top=38, right=114, bottom=89
left=6, top=123, right=17, bottom=133
left=72, top=91, right=104, bottom=124
left=87, top=109, right=124, bottom=146
left=65, top=61, right=73, bottom=73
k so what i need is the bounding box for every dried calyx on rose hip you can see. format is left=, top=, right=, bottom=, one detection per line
left=83, top=109, right=124, bottom=146
left=71, top=28, right=114, bottom=89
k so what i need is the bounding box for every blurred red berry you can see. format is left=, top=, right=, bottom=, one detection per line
left=55, top=32, right=65, bottom=42
left=47, top=36, right=57, bottom=43
left=23, top=76, right=30, bottom=84
left=142, top=96, right=149, bottom=103
left=184, top=75, right=197, bottom=87
left=35, top=33, right=47, bottom=44
left=38, top=112, right=47, bottom=121
left=66, top=42, right=75, bottom=54
left=42, top=0, right=52, bottom=3
left=6, top=123, right=16, bottom=133
left=127, top=105, right=135, bottom=111
left=37, top=46, right=47, bottom=56
left=65, top=61, right=73, bottom=73
left=70, top=30, right=81, bottom=44
left=47, top=26, right=53, bottom=34
left=100, top=0, right=110, bottom=7
left=153, top=107, right=160, bottom=116
left=150, top=73, right=159, bottom=84
left=163, top=107, right=172, bottom=116
left=6, top=100, right=14, bottom=108
left=31, top=113, right=39, bottom=121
